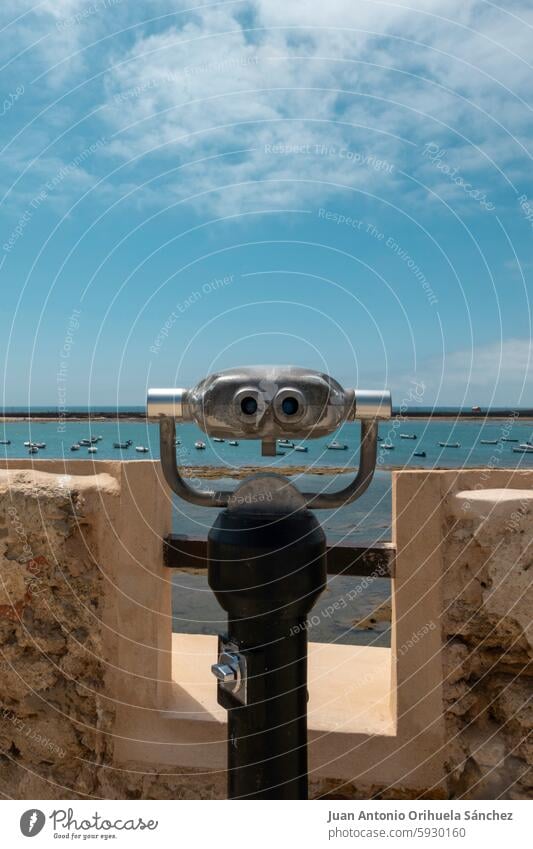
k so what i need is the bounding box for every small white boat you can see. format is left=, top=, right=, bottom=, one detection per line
left=213, top=437, right=225, bottom=443
left=113, top=441, right=131, bottom=449
left=294, top=445, right=308, bottom=452
left=400, top=434, right=417, bottom=440
left=135, top=446, right=149, bottom=453
left=438, top=442, right=460, bottom=448
left=501, top=438, right=518, bottom=442
left=382, top=443, right=395, bottom=450
left=513, top=445, right=533, bottom=453
left=414, top=450, right=426, bottom=458
left=24, top=441, right=35, bottom=447
left=70, top=444, right=80, bottom=451
left=194, top=441, right=206, bottom=450
left=480, top=439, right=498, bottom=445
left=229, top=440, right=239, bottom=446
left=278, top=439, right=294, bottom=447
left=0, top=439, right=11, bottom=445
left=88, top=446, right=98, bottom=454
left=34, top=442, right=46, bottom=449
left=327, top=441, right=348, bottom=450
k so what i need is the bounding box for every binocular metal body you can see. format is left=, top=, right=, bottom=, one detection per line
left=148, top=366, right=392, bottom=798
left=148, top=365, right=391, bottom=438
left=148, top=366, right=391, bottom=509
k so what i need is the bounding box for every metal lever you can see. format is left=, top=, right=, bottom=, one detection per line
left=211, top=644, right=247, bottom=704
left=211, top=663, right=237, bottom=684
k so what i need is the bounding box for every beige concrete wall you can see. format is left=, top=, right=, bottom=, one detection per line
left=0, top=461, right=531, bottom=799
left=393, top=469, right=532, bottom=801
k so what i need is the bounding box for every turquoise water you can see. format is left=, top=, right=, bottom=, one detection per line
left=1, top=417, right=532, bottom=469
left=2, top=417, right=532, bottom=543
left=4, top=416, right=531, bottom=645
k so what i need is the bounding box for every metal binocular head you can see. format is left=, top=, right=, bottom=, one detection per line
left=147, top=366, right=392, bottom=510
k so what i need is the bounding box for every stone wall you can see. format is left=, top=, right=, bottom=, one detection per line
left=0, top=467, right=119, bottom=798
left=0, top=462, right=531, bottom=799
left=442, top=479, right=532, bottom=800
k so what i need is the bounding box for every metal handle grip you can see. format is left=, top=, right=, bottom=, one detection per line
left=149, top=371, right=390, bottom=510
left=147, top=388, right=189, bottom=419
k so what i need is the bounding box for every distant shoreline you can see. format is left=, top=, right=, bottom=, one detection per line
left=0, top=462, right=508, bottom=477
left=2, top=409, right=533, bottom=423
left=176, top=463, right=509, bottom=478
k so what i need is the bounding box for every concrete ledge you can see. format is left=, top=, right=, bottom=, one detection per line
left=113, top=635, right=394, bottom=770
left=453, top=487, right=533, bottom=520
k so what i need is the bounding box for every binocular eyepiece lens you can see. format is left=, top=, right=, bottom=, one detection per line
left=281, top=396, right=299, bottom=416
left=240, top=396, right=258, bottom=416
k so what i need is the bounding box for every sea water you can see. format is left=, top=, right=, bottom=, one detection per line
left=2, top=416, right=531, bottom=644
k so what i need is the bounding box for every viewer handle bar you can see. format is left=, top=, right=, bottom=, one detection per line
left=348, top=389, right=392, bottom=420
left=148, top=378, right=390, bottom=509
left=158, top=417, right=378, bottom=510
left=147, top=388, right=190, bottom=420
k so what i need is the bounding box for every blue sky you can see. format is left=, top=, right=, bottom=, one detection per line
left=0, top=0, right=532, bottom=407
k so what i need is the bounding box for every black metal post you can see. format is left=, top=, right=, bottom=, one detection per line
left=208, top=506, right=327, bottom=799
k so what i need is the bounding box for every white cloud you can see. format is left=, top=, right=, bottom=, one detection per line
left=408, top=338, right=533, bottom=404
left=86, top=1, right=533, bottom=212
left=2, top=1, right=532, bottom=215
